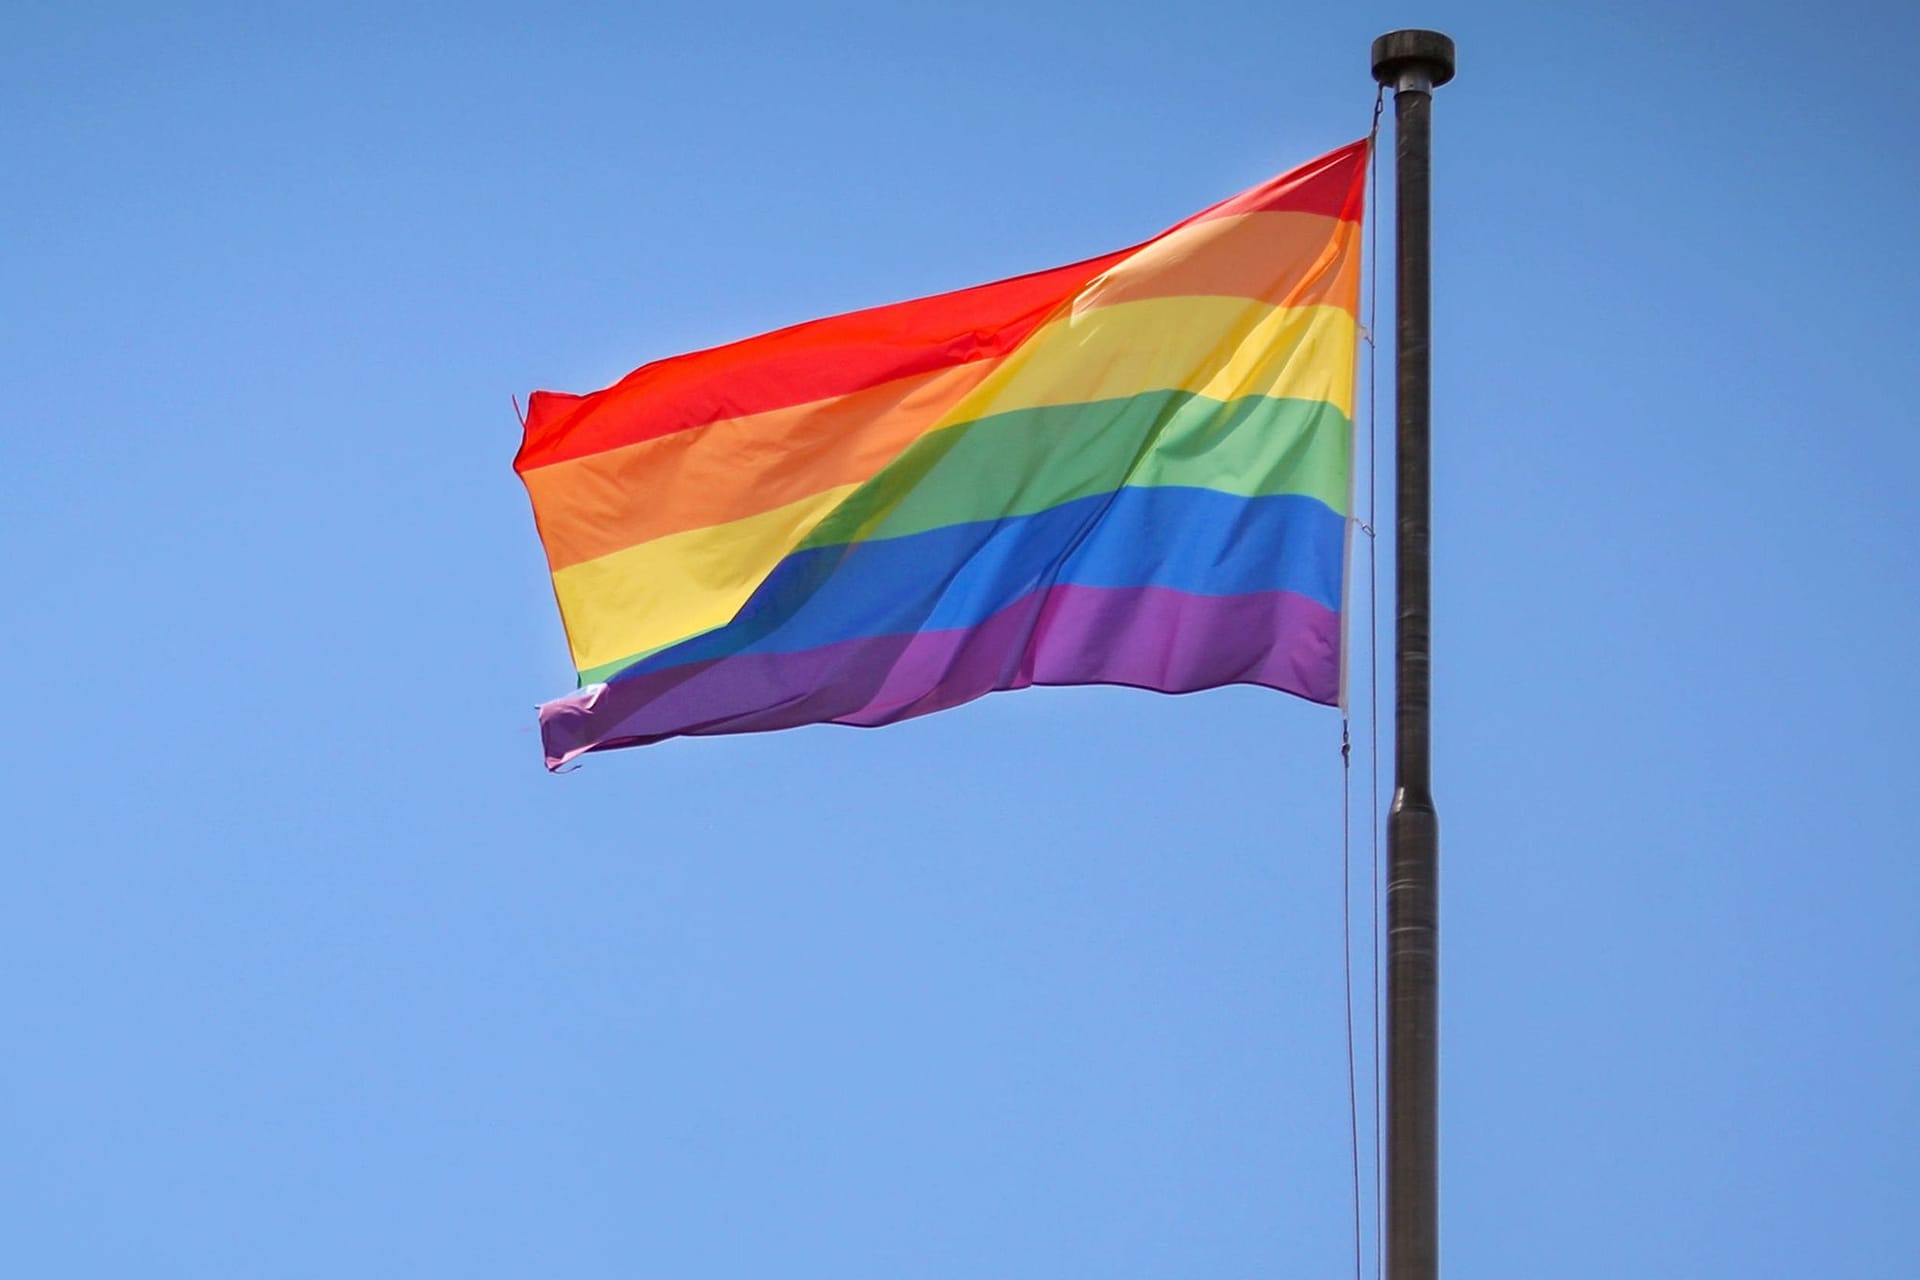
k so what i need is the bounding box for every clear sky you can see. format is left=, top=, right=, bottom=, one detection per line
left=5, top=1, right=1916, bottom=1275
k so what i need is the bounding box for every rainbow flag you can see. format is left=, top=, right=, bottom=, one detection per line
left=518, top=140, right=1367, bottom=767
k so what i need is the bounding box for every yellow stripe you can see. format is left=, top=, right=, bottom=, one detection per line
left=552, top=482, right=858, bottom=671
left=972, top=296, right=1355, bottom=424
left=551, top=295, right=1356, bottom=675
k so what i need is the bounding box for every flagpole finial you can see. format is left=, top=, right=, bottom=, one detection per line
left=1371, top=29, right=1455, bottom=91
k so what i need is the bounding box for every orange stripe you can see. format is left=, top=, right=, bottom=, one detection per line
left=524, top=361, right=996, bottom=572
left=526, top=210, right=1361, bottom=570
left=1076, top=210, right=1360, bottom=317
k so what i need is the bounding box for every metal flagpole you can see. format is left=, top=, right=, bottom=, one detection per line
left=1370, top=28, right=1454, bottom=1280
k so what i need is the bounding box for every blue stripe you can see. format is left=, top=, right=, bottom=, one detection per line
left=613, top=486, right=1345, bottom=682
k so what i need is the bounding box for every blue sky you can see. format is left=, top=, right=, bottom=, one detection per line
left=5, top=1, right=1916, bottom=1275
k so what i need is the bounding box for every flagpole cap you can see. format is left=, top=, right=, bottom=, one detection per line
left=1372, top=29, right=1455, bottom=90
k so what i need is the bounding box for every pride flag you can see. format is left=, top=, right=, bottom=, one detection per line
left=518, top=140, right=1366, bottom=767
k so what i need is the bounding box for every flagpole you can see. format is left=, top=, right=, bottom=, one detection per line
left=1371, top=28, right=1454, bottom=1280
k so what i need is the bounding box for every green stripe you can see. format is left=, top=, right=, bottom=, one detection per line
left=575, top=391, right=1349, bottom=684
left=798, top=391, right=1349, bottom=553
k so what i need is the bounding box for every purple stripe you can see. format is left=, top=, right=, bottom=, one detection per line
left=539, top=585, right=1340, bottom=768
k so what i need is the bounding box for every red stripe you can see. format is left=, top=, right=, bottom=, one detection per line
left=516, top=249, right=1126, bottom=472
left=515, top=139, right=1368, bottom=473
